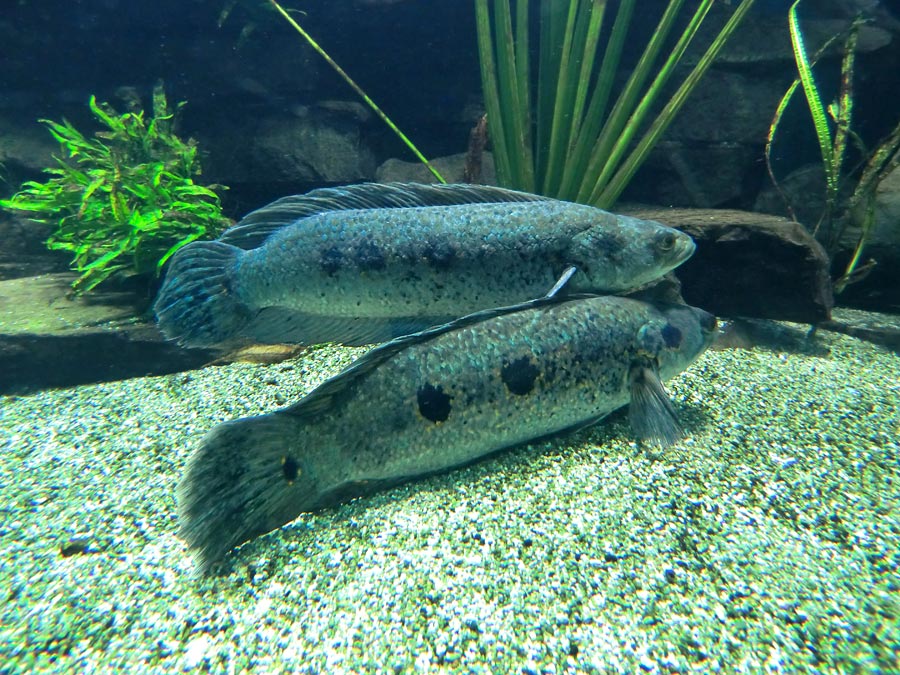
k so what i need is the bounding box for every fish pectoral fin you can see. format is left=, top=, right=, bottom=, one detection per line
left=545, top=265, right=578, bottom=298
left=627, top=364, right=684, bottom=447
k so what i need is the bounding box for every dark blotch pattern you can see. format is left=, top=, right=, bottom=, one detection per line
left=422, top=239, right=457, bottom=270
left=282, top=456, right=299, bottom=482
left=417, top=383, right=452, bottom=423
left=661, top=323, right=682, bottom=348
left=319, top=246, right=343, bottom=275
left=592, top=231, right=626, bottom=257
left=501, top=355, right=540, bottom=396
left=354, top=239, right=386, bottom=271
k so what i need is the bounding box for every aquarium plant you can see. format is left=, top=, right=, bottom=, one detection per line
left=220, top=0, right=445, bottom=183
left=767, top=0, right=900, bottom=293
left=0, top=85, right=231, bottom=293
left=475, top=0, right=756, bottom=207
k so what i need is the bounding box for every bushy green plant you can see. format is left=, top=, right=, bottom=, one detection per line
left=0, top=84, right=231, bottom=292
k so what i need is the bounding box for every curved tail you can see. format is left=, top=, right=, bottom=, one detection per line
left=153, top=241, right=251, bottom=348
left=177, top=412, right=318, bottom=574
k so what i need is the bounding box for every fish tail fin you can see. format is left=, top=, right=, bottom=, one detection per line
left=177, top=412, right=318, bottom=574
left=153, top=241, right=252, bottom=347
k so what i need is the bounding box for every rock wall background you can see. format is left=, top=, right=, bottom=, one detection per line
left=2, top=0, right=899, bottom=308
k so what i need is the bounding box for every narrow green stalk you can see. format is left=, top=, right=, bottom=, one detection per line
left=587, top=0, right=716, bottom=205
left=542, top=1, right=585, bottom=195
left=266, top=0, right=445, bottom=183
left=577, top=0, right=687, bottom=202
left=595, top=0, right=756, bottom=207
left=475, top=0, right=512, bottom=185
left=789, top=0, right=834, bottom=198
left=493, top=0, right=533, bottom=189
left=766, top=28, right=847, bottom=223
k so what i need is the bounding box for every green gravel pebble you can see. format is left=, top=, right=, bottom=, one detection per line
left=0, top=319, right=897, bottom=674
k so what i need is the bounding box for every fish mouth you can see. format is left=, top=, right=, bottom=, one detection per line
left=694, top=307, right=719, bottom=348
left=696, top=308, right=718, bottom=335
left=670, top=234, right=696, bottom=266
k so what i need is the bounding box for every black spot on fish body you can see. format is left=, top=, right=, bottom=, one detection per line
left=501, top=355, right=540, bottom=395
left=320, top=246, right=343, bottom=275
left=281, top=456, right=299, bottom=483
left=661, top=323, right=682, bottom=348
left=417, top=383, right=452, bottom=423
left=422, top=238, right=457, bottom=270
left=354, top=239, right=386, bottom=271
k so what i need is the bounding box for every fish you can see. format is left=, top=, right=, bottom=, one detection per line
left=153, top=182, right=695, bottom=348
left=177, top=294, right=717, bottom=572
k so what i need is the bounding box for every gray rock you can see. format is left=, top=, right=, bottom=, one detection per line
left=200, top=103, right=377, bottom=187
left=0, top=114, right=56, bottom=176
left=837, top=160, right=900, bottom=311
left=755, top=161, right=900, bottom=312
left=0, top=273, right=217, bottom=394
left=375, top=152, right=497, bottom=185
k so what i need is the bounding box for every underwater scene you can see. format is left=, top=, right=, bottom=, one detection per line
left=0, top=1, right=898, bottom=673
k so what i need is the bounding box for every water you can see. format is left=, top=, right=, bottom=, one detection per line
left=1, top=1, right=898, bottom=673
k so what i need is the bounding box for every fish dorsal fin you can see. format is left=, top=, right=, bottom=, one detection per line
left=281, top=292, right=599, bottom=423
left=219, top=182, right=554, bottom=249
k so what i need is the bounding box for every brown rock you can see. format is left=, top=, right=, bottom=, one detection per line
left=622, top=207, right=833, bottom=324
left=0, top=273, right=219, bottom=394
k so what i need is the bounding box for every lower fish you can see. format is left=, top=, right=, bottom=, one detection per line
left=177, top=295, right=717, bottom=572
left=153, top=182, right=695, bottom=348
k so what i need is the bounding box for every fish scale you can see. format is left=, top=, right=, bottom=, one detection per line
left=153, top=183, right=696, bottom=348
left=177, top=295, right=717, bottom=572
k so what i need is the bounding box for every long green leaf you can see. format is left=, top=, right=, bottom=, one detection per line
left=789, top=0, right=835, bottom=196
left=266, top=0, right=445, bottom=183
left=596, top=0, right=756, bottom=207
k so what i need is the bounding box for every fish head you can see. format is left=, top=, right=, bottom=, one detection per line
left=567, top=215, right=695, bottom=292
left=636, top=303, right=717, bottom=379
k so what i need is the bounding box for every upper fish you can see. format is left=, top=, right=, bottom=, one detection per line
left=153, top=182, right=695, bottom=348
left=177, top=293, right=717, bottom=572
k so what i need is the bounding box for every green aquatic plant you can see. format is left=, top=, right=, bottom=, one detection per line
left=219, top=0, right=446, bottom=183
left=475, top=0, right=756, bottom=207
left=767, top=0, right=900, bottom=293
left=0, top=84, right=231, bottom=293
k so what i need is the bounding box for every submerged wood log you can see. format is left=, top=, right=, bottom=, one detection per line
left=624, top=207, right=833, bottom=324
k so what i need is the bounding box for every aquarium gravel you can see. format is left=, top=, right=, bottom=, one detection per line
left=0, top=320, right=898, bottom=674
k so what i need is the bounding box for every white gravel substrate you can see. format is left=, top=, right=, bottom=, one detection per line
left=1, top=318, right=898, bottom=674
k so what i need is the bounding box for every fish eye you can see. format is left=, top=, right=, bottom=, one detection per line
left=657, top=232, right=677, bottom=251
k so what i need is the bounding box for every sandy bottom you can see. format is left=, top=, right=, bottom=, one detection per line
left=1, top=314, right=898, bottom=674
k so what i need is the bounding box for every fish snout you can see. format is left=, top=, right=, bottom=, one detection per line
left=658, top=229, right=695, bottom=266
left=698, top=308, right=717, bottom=333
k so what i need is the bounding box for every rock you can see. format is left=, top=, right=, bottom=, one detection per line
left=0, top=273, right=218, bottom=394
left=198, top=103, right=377, bottom=189
left=375, top=152, right=496, bottom=185
left=755, top=161, right=900, bottom=312
left=622, top=207, right=833, bottom=323
left=0, top=213, right=69, bottom=281
left=835, top=160, right=900, bottom=311
left=0, top=113, right=57, bottom=177
left=628, top=140, right=761, bottom=208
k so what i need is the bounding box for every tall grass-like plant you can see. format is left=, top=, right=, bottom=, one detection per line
left=767, top=0, right=900, bottom=293
left=475, top=0, right=755, bottom=207
left=0, top=86, right=231, bottom=293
